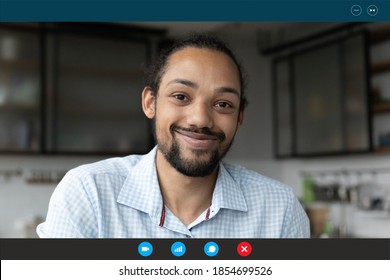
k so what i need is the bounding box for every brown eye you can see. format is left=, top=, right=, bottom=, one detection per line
left=174, top=94, right=187, bottom=101
left=215, top=101, right=232, bottom=108
left=171, top=93, right=190, bottom=105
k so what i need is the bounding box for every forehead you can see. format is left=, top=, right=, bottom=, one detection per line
left=162, top=47, right=241, bottom=84
left=168, top=46, right=234, bottom=62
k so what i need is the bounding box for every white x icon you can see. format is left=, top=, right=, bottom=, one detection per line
left=241, top=246, right=248, bottom=252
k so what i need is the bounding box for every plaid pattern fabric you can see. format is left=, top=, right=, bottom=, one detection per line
left=37, top=146, right=309, bottom=238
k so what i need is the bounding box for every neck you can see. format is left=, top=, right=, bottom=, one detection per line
left=155, top=149, right=218, bottom=226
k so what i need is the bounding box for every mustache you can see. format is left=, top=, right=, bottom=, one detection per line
left=171, top=125, right=226, bottom=141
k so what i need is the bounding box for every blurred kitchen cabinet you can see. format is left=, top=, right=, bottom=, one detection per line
left=47, top=25, right=157, bottom=154
left=273, top=31, right=371, bottom=157
left=0, top=23, right=164, bottom=155
left=369, top=25, right=390, bottom=153
left=0, top=24, right=41, bottom=153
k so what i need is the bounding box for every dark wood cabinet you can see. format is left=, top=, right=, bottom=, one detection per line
left=273, top=31, right=371, bottom=157
left=0, top=23, right=165, bottom=155
left=0, top=25, right=41, bottom=153
left=369, top=25, right=390, bottom=153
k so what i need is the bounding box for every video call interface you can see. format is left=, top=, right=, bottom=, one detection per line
left=1, top=0, right=390, bottom=280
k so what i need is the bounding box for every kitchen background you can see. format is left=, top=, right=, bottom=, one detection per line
left=0, top=22, right=389, bottom=238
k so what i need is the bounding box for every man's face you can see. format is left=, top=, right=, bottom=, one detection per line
left=144, top=47, right=243, bottom=177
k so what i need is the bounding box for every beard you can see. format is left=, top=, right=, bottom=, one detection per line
left=153, top=119, right=235, bottom=177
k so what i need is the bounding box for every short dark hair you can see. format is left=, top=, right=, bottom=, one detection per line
left=145, top=33, right=248, bottom=111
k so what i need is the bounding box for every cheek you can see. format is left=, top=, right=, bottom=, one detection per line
left=156, top=103, right=185, bottom=127
left=218, top=116, right=240, bottom=139
left=154, top=108, right=179, bottom=137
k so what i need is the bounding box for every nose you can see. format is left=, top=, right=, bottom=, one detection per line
left=186, top=101, right=214, bottom=129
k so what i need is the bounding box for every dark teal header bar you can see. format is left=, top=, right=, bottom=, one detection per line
left=0, top=1, right=389, bottom=21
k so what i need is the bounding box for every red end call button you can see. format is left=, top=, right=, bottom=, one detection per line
left=237, top=241, right=252, bottom=257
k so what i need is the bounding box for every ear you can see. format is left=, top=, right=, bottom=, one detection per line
left=142, top=87, right=156, bottom=119
left=237, top=109, right=244, bottom=130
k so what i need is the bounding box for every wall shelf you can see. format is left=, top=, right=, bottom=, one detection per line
left=374, top=146, right=390, bottom=153
left=0, top=104, right=39, bottom=113
left=0, top=58, right=38, bottom=71
left=372, top=102, right=390, bottom=113
left=60, top=64, right=143, bottom=79
left=371, top=60, right=390, bottom=75
left=58, top=106, right=144, bottom=119
left=370, top=25, right=390, bottom=45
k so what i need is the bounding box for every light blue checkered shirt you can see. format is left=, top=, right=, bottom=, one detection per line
left=37, top=146, right=310, bottom=238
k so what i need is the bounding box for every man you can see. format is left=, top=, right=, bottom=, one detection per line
left=37, top=33, right=310, bottom=238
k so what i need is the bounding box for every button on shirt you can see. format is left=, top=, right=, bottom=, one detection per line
left=37, top=146, right=310, bottom=238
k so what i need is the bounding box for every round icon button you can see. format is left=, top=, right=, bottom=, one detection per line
left=171, top=241, right=186, bottom=257
left=351, top=5, right=362, bottom=16
left=237, top=241, right=252, bottom=257
left=204, top=241, right=219, bottom=257
left=138, top=241, right=153, bottom=257
left=367, top=5, right=378, bottom=16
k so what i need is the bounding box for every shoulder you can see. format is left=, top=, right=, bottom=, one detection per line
left=221, top=162, right=310, bottom=237
left=55, top=153, right=148, bottom=198
left=49, top=153, right=149, bottom=210
left=67, top=153, right=144, bottom=181
left=222, top=162, right=295, bottom=199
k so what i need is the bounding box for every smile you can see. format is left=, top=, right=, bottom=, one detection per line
left=174, top=129, right=218, bottom=149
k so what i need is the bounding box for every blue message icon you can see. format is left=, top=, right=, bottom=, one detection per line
left=138, top=241, right=153, bottom=257
left=171, top=241, right=186, bottom=257
left=204, top=241, right=219, bottom=257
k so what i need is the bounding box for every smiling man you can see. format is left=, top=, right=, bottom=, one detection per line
left=37, top=33, right=310, bottom=238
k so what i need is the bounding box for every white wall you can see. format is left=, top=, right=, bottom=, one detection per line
left=0, top=155, right=107, bottom=237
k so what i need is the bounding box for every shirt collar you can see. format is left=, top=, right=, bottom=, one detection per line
left=117, top=146, right=248, bottom=224
left=211, top=162, right=248, bottom=212
left=117, top=146, right=163, bottom=225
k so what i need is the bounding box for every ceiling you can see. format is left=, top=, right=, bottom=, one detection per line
left=128, top=22, right=344, bottom=38
left=129, top=22, right=230, bottom=36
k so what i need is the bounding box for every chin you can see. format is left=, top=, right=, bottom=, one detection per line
left=182, top=146, right=216, bottom=157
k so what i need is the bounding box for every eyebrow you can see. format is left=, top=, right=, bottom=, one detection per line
left=167, top=78, right=240, bottom=98
left=167, top=79, right=198, bottom=89
left=215, top=86, right=240, bottom=98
